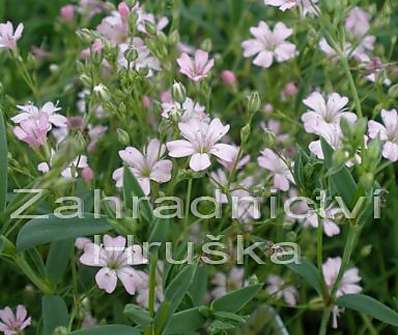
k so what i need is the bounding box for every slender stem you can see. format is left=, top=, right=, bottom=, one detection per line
left=148, top=252, right=158, bottom=317
left=319, top=306, right=332, bottom=335
left=184, top=178, right=192, bottom=226
left=340, top=55, right=363, bottom=118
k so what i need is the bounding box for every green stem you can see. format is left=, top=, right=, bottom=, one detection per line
left=148, top=252, right=158, bottom=317
left=319, top=306, right=332, bottom=335
left=340, top=55, right=363, bottom=118
left=184, top=178, right=192, bottom=226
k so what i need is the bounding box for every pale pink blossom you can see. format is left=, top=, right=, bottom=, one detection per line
left=78, top=235, right=148, bottom=295
left=160, top=90, right=172, bottom=104
left=211, top=268, right=246, bottom=298
left=0, top=305, right=31, bottom=335
left=282, top=81, right=298, bottom=98
left=82, top=167, right=94, bottom=182
left=161, top=97, right=208, bottom=123
left=302, top=205, right=341, bottom=237
left=142, top=96, right=153, bottom=109
left=167, top=118, right=235, bottom=172
left=97, top=10, right=128, bottom=44
left=13, top=113, right=50, bottom=148
left=217, top=145, right=250, bottom=172
left=301, top=91, right=356, bottom=134
left=177, top=49, right=214, bottom=82
left=319, top=37, right=375, bottom=63
left=113, top=139, right=172, bottom=195
left=79, top=0, right=108, bottom=19
left=258, top=148, right=294, bottom=191
left=323, top=257, right=362, bottom=328
left=242, top=21, right=297, bottom=68
left=220, top=70, right=237, bottom=86
left=345, top=7, right=370, bottom=38
left=60, top=5, right=75, bottom=22
left=266, top=275, right=298, bottom=306
left=0, top=21, right=23, bottom=50
left=12, top=102, right=67, bottom=129
left=368, top=109, right=398, bottom=161
left=264, top=0, right=318, bottom=16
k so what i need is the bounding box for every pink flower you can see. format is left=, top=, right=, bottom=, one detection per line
left=211, top=268, right=246, bottom=298
left=264, top=0, right=318, bottom=16
left=12, top=102, right=67, bottom=129
left=345, top=7, right=370, bottom=38
left=368, top=109, right=398, bottom=161
left=82, top=167, right=94, bottom=182
left=220, top=70, right=237, bottom=86
left=242, top=21, right=297, bottom=68
left=88, top=124, right=107, bottom=152
left=0, top=21, right=23, bottom=50
left=319, top=37, right=375, bottom=63
left=167, top=118, right=235, bottom=172
left=301, top=91, right=356, bottom=134
left=302, top=205, right=341, bottom=237
left=161, top=97, right=208, bottom=123
left=13, top=113, right=50, bottom=148
left=258, top=149, right=294, bottom=191
left=97, top=11, right=128, bottom=44
left=0, top=305, right=31, bottom=335
left=323, top=257, right=362, bottom=328
left=61, top=155, right=90, bottom=179
left=177, top=49, right=214, bottom=82
left=282, top=81, right=298, bottom=98
left=261, top=119, right=289, bottom=143
left=266, top=275, right=298, bottom=306
left=113, top=139, right=172, bottom=195
left=60, top=5, right=75, bottom=22
left=217, top=145, right=250, bottom=172
left=78, top=235, right=148, bottom=295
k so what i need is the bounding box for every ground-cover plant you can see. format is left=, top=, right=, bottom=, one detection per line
left=1, top=0, right=398, bottom=334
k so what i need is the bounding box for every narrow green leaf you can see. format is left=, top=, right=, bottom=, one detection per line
left=16, top=214, right=111, bottom=251
left=42, top=295, right=69, bottom=335
left=336, top=294, right=398, bottom=327
left=321, top=139, right=358, bottom=209
left=46, top=239, right=73, bottom=284
left=212, top=284, right=262, bottom=313
left=286, top=260, right=322, bottom=295
left=189, top=265, right=208, bottom=306
left=149, top=217, right=169, bottom=243
left=123, top=166, right=153, bottom=223
left=165, top=307, right=205, bottom=334
left=124, top=304, right=153, bottom=327
left=157, top=264, right=198, bottom=333
left=0, top=112, right=7, bottom=212
left=71, top=325, right=141, bottom=334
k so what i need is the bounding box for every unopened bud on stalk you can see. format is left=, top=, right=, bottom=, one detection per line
left=77, top=28, right=98, bottom=43
left=124, top=47, right=138, bottom=63
left=388, top=83, right=398, bottom=98
left=367, top=139, right=381, bottom=161
left=246, top=91, right=261, bottom=114
left=333, top=149, right=347, bottom=166
left=240, top=123, right=251, bottom=145
left=125, top=0, right=137, bottom=6
left=201, top=38, right=212, bottom=52
left=169, top=30, right=180, bottom=45
left=117, top=128, right=130, bottom=145
left=145, top=21, right=157, bottom=35
left=93, top=83, right=111, bottom=101
left=360, top=244, right=372, bottom=257
left=79, top=74, right=92, bottom=87
left=172, top=81, right=186, bottom=103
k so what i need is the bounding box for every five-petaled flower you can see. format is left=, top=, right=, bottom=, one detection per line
left=113, top=139, right=172, bottom=195
left=242, top=21, right=297, bottom=68
left=368, top=109, right=398, bottom=161
left=0, top=21, right=23, bottom=50
left=177, top=49, right=214, bottom=82
left=167, top=118, right=235, bottom=172
left=78, top=235, right=148, bottom=295
left=0, top=305, right=31, bottom=335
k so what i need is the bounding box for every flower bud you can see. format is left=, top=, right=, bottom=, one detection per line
left=283, top=82, right=298, bottom=97
left=117, top=128, right=130, bottom=145
left=169, top=30, right=180, bottom=45
left=93, top=83, right=111, bottom=101
left=246, top=91, right=261, bottom=114
left=360, top=244, right=372, bottom=257
left=172, top=81, right=186, bottom=104
left=201, top=38, right=212, bottom=52
left=367, top=139, right=381, bottom=161
left=60, top=5, right=75, bottom=22
left=220, top=70, right=237, bottom=86
left=124, top=47, right=138, bottom=63
left=82, top=167, right=94, bottom=183
left=79, top=74, right=92, bottom=87
left=144, top=21, right=157, bottom=35
left=125, top=0, right=137, bottom=6
left=359, top=172, right=374, bottom=190
left=240, top=123, right=251, bottom=144
left=142, top=96, right=153, bottom=109
left=118, top=2, right=130, bottom=18
left=388, top=83, right=398, bottom=98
